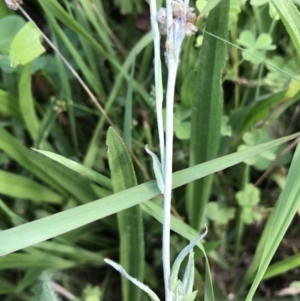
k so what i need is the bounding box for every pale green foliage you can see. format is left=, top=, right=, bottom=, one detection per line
left=82, top=285, right=102, bottom=301
left=10, top=21, right=45, bottom=67
left=237, top=31, right=276, bottom=64
left=250, top=0, right=279, bottom=20
left=105, top=230, right=207, bottom=301
left=220, top=116, right=232, bottom=137
left=264, top=55, right=297, bottom=92
left=236, top=183, right=263, bottom=225
left=206, top=202, right=235, bottom=225
left=196, top=0, right=208, bottom=12
left=238, top=128, right=277, bottom=171
left=145, top=145, right=164, bottom=193
left=229, top=0, right=241, bottom=23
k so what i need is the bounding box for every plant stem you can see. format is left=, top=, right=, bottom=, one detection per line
left=163, top=61, right=178, bottom=301
left=149, top=0, right=165, bottom=175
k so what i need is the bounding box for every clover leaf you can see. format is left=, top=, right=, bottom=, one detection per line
left=236, top=184, right=260, bottom=207
left=206, top=202, right=236, bottom=225
left=250, top=0, right=279, bottom=20
left=238, top=128, right=276, bottom=171
left=221, top=116, right=232, bottom=137
left=236, top=184, right=263, bottom=225
left=237, top=30, right=276, bottom=65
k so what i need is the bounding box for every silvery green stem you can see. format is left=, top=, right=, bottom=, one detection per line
left=163, top=60, right=178, bottom=301
left=149, top=0, right=165, bottom=175
left=163, top=1, right=189, bottom=300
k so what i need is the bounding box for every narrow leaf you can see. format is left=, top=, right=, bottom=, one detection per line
left=187, top=0, right=230, bottom=230
left=105, top=259, right=160, bottom=301
left=271, top=0, right=300, bottom=57
left=0, top=133, right=297, bottom=256
left=106, top=127, right=144, bottom=301
left=245, top=141, right=300, bottom=300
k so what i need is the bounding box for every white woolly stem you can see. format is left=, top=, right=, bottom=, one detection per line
left=149, top=0, right=165, bottom=175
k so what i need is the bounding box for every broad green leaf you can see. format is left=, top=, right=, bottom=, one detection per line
left=271, top=0, right=300, bottom=57
left=106, top=128, right=144, bottom=301
left=0, top=15, right=25, bottom=52
left=187, top=0, right=230, bottom=230
left=0, top=133, right=298, bottom=256
left=10, top=22, right=45, bottom=67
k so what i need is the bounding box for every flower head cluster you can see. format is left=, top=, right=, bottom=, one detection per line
left=5, top=0, right=22, bottom=10
left=156, top=0, right=198, bottom=37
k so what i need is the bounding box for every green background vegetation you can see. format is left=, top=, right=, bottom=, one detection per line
left=0, top=0, right=300, bottom=300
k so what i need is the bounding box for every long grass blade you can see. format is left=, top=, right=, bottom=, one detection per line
left=106, top=128, right=144, bottom=301
left=245, top=141, right=300, bottom=300
left=187, top=0, right=230, bottom=230
left=0, top=133, right=298, bottom=256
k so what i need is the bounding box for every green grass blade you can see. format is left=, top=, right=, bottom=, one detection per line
left=38, top=0, right=149, bottom=102
left=106, top=128, right=144, bottom=301
left=0, top=252, right=75, bottom=270
left=0, top=170, right=63, bottom=204
left=187, top=0, right=230, bottom=230
left=0, top=127, right=97, bottom=201
left=83, top=33, right=152, bottom=168
left=0, top=89, right=21, bottom=119
left=19, top=63, right=39, bottom=141
left=245, top=141, right=300, bottom=301
left=35, top=99, right=59, bottom=149
left=45, top=12, right=100, bottom=95
left=0, top=133, right=297, bottom=256
left=263, top=252, right=300, bottom=280
left=49, top=28, right=78, bottom=153
left=203, top=250, right=214, bottom=301
left=77, top=0, right=117, bottom=62
left=33, top=149, right=112, bottom=190
left=123, top=60, right=135, bottom=147
left=0, top=199, right=27, bottom=226
left=271, top=0, right=300, bottom=57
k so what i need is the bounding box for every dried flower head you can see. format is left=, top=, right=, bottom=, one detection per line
left=5, top=0, right=22, bottom=10
left=157, top=7, right=167, bottom=24
left=171, top=0, right=184, bottom=18
left=186, top=7, right=197, bottom=23
left=185, top=22, right=198, bottom=36
left=157, top=0, right=198, bottom=37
